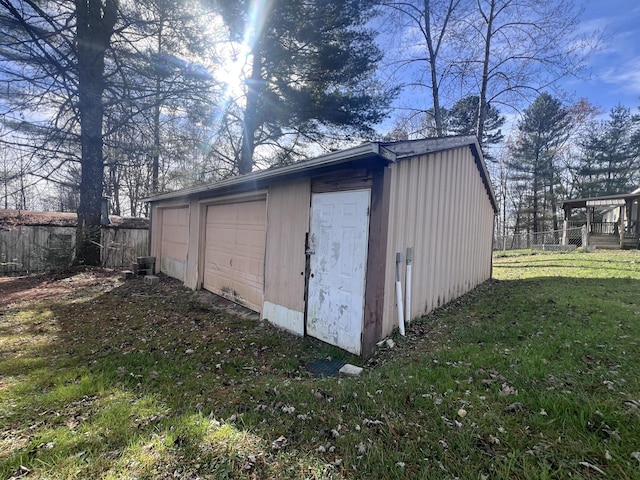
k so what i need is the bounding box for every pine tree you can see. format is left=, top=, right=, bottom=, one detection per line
left=508, top=93, right=569, bottom=241
left=446, top=95, right=504, bottom=159
left=576, top=105, right=639, bottom=197
left=216, top=0, right=396, bottom=173
left=0, top=0, right=118, bottom=265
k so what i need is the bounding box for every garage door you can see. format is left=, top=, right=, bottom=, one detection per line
left=204, top=199, right=267, bottom=312
left=160, top=206, right=189, bottom=281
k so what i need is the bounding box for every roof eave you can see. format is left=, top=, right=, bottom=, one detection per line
left=562, top=190, right=640, bottom=210
left=144, top=142, right=396, bottom=203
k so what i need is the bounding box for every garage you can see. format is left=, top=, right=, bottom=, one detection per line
left=147, top=137, right=497, bottom=357
left=159, top=206, right=189, bottom=281
left=203, top=198, right=267, bottom=312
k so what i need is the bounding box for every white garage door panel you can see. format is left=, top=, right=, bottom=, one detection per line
left=204, top=201, right=266, bottom=312
left=160, top=207, right=189, bottom=281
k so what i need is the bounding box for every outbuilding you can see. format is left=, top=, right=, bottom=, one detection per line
left=146, top=136, right=497, bottom=357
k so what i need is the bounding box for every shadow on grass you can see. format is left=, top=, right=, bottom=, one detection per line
left=0, top=273, right=353, bottom=479
left=2, top=268, right=640, bottom=479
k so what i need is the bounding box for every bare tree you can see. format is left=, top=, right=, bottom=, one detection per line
left=471, top=0, right=595, bottom=145
left=380, top=0, right=465, bottom=136
left=381, top=0, right=597, bottom=148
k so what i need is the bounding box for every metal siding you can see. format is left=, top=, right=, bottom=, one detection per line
left=449, top=152, right=462, bottom=300
left=433, top=151, right=445, bottom=307
left=382, top=146, right=495, bottom=337
left=442, top=150, right=455, bottom=303
left=411, top=154, right=428, bottom=318
left=425, top=154, right=439, bottom=312
left=263, top=179, right=310, bottom=314
left=464, top=156, right=475, bottom=287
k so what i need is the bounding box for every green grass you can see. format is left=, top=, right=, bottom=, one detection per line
left=1, top=251, right=640, bottom=478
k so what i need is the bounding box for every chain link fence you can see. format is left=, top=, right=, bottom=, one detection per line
left=494, top=227, right=583, bottom=251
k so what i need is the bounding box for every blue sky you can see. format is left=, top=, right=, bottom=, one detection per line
left=565, top=1, right=640, bottom=114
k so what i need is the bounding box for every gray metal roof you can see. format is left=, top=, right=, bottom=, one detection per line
left=144, top=136, right=497, bottom=212
left=144, top=142, right=395, bottom=202
left=561, top=188, right=640, bottom=210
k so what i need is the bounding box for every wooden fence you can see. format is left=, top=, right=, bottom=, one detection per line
left=0, top=210, right=148, bottom=276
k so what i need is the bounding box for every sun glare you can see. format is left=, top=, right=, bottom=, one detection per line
left=218, top=43, right=251, bottom=100
left=216, top=0, right=273, bottom=101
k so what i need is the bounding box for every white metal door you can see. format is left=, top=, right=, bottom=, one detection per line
left=307, top=189, right=370, bottom=355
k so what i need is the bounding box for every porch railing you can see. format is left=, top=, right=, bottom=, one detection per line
left=567, top=221, right=618, bottom=236
left=589, top=222, right=618, bottom=235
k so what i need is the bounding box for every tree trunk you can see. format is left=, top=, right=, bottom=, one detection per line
left=239, top=42, right=262, bottom=175
left=74, top=0, right=117, bottom=266
left=476, top=0, right=496, bottom=147
left=424, top=0, right=443, bottom=136
left=152, top=17, right=164, bottom=192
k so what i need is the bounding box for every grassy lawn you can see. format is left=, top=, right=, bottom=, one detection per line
left=1, top=250, right=640, bottom=479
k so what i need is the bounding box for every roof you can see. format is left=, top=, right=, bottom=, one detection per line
left=144, top=136, right=498, bottom=213
left=561, top=188, right=640, bottom=210
left=0, top=210, right=149, bottom=229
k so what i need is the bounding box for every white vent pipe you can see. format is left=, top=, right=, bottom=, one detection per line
left=405, top=247, right=413, bottom=326
left=396, top=252, right=405, bottom=336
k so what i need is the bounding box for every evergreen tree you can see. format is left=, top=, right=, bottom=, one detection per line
left=0, top=0, right=220, bottom=220
left=508, top=93, right=569, bottom=240
left=446, top=95, right=504, bottom=159
left=216, top=0, right=396, bottom=173
left=0, top=0, right=118, bottom=265
left=383, top=95, right=504, bottom=150
left=576, top=105, right=640, bottom=197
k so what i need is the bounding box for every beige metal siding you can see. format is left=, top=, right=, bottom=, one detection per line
left=382, top=146, right=495, bottom=336
left=159, top=206, right=190, bottom=281
left=262, top=179, right=310, bottom=333
left=203, top=198, right=267, bottom=312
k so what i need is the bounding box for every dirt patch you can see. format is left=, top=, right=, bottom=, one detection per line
left=0, top=269, right=124, bottom=309
left=0, top=267, right=481, bottom=368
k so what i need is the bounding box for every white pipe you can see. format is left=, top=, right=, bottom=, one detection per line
left=396, top=252, right=405, bottom=336
left=405, top=247, right=413, bottom=326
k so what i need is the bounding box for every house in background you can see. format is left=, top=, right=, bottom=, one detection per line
left=145, top=136, right=498, bottom=357
left=561, top=187, right=640, bottom=250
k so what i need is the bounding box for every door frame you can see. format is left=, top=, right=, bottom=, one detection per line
left=304, top=165, right=391, bottom=358
left=305, top=188, right=371, bottom=355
